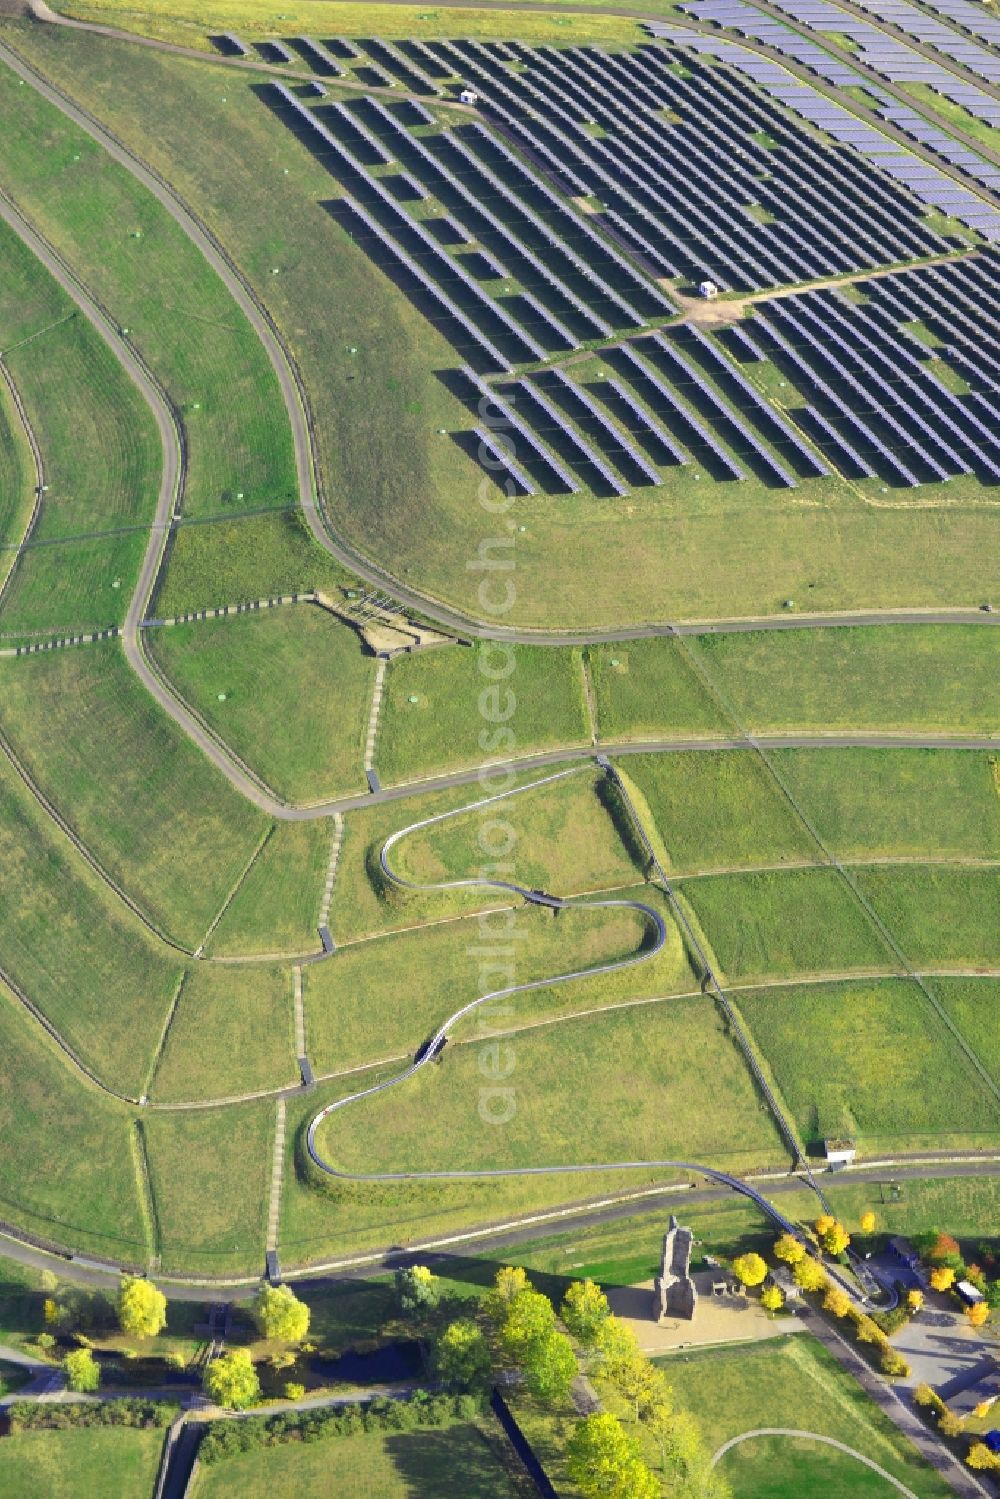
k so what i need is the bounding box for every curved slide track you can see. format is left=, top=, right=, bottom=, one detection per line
left=306, top=766, right=826, bottom=1256
left=710, top=1429, right=920, bottom=1497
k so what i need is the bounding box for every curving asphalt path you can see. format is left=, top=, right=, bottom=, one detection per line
left=709, top=1428, right=920, bottom=1496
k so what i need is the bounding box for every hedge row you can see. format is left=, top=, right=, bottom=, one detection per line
left=199, top=1391, right=483, bottom=1465
left=6, top=1400, right=175, bottom=1432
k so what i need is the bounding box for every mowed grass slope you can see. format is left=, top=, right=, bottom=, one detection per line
left=0, top=751, right=181, bottom=1096
left=667, top=1337, right=954, bottom=1499
left=622, top=750, right=816, bottom=872
left=0, top=223, right=160, bottom=540
left=143, top=1099, right=273, bottom=1273
left=376, top=645, right=589, bottom=784
left=393, top=766, right=644, bottom=894
left=0, top=221, right=160, bottom=637
left=588, top=639, right=728, bottom=742
left=207, top=818, right=331, bottom=957
left=0, top=59, right=295, bottom=520
left=855, top=865, right=1000, bottom=967
left=0, top=643, right=269, bottom=949
left=0, top=1427, right=167, bottom=1499
left=0, top=357, right=35, bottom=571
left=772, top=748, right=1000, bottom=859
left=148, top=605, right=375, bottom=802
left=693, top=624, right=1000, bottom=735
left=0, top=985, right=146, bottom=1261
left=305, top=896, right=685, bottom=1073
left=313, top=995, right=785, bottom=1177
left=15, top=24, right=998, bottom=623
left=737, top=978, right=1000, bottom=1153
left=680, top=867, right=892, bottom=980
left=191, top=1417, right=531, bottom=1499
left=149, top=964, right=296, bottom=1103
left=154, top=510, right=354, bottom=619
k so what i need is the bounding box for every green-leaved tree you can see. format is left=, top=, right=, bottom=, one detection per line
left=117, top=1276, right=167, bottom=1340
left=203, top=1349, right=261, bottom=1410
left=252, top=1284, right=310, bottom=1344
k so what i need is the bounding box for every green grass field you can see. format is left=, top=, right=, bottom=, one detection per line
left=588, top=638, right=729, bottom=742
left=0, top=222, right=160, bottom=543
left=854, top=865, right=1000, bottom=967
left=330, top=774, right=578, bottom=943
left=0, top=1426, right=167, bottom=1499
left=933, top=978, right=1000, bottom=1081
left=0, top=747, right=181, bottom=1096
left=143, top=1098, right=273, bottom=1273
left=679, top=867, right=892, bottom=980
left=312, top=993, right=785, bottom=1178
left=692, top=625, right=1000, bottom=735
left=58, top=0, right=644, bottom=46
left=772, top=748, right=1000, bottom=859
left=148, top=604, right=375, bottom=802
left=0, top=643, right=269, bottom=950
left=154, top=510, right=355, bottom=618
left=737, top=978, right=1000, bottom=1154
left=149, top=963, right=296, bottom=1103
left=0, top=985, right=146, bottom=1261
left=621, top=750, right=817, bottom=872
left=12, top=22, right=1000, bottom=626
left=207, top=818, right=331, bottom=957
left=305, top=895, right=686, bottom=1073
left=0, top=219, right=160, bottom=638
left=666, top=1337, right=953, bottom=1499
left=393, top=766, right=643, bottom=894
left=0, top=55, right=296, bottom=523
left=376, top=645, right=590, bottom=785
left=191, top=1416, right=531, bottom=1499
left=0, top=368, right=33, bottom=573
left=0, top=531, right=151, bottom=643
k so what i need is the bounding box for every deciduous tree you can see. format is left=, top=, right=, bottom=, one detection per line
left=483, top=1266, right=529, bottom=1325
left=524, top=1329, right=577, bottom=1406
left=930, top=1266, right=956, bottom=1293
left=792, top=1258, right=829, bottom=1293
left=252, top=1284, right=310, bottom=1344
left=907, top=1289, right=924, bottom=1313
left=394, top=1265, right=440, bottom=1317
left=760, top=1285, right=783, bottom=1313
left=63, top=1348, right=100, bottom=1394
left=561, top=1280, right=611, bottom=1348
left=732, top=1253, right=767, bottom=1288
left=117, top=1276, right=167, bottom=1341
left=566, top=1413, right=659, bottom=1499
left=773, top=1233, right=805, bottom=1265
left=432, top=1318, right=491, bottom=1390
left=859, top=1211, right=876, bottom=1233
left=966, top=1301, right=990, bottom=1328
left=203, top=1349, right=260, bottom=1411
left=823, top=1286, right=852, bottom=1318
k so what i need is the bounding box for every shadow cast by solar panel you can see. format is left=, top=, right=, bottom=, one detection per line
left=582, top=380, right=686, bottom=470
left=323, top=200, right=517, bottom=375
left=536, top=370, right=658, bottom=488
left=602, top=346, right=736, bottom=478
left=503, top=381, right=626, bottom=498
left=450, top=429, right=549, bottom=496
left=208, top=33, right=245, bottom=58
left=284, top=37, right=338, bottom=76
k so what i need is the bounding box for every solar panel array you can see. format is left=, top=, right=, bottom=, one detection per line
left=260, top=37, right=995, bottom=501
left=650, top=29, right=1000, bottom=243
left=751, top=252, right=1000, bottom=484
left=416, top=38, right=959, bottom=291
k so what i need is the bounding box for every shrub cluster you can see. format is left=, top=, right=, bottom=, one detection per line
left=198, top=1391, right=482, bottom=1465
left=6, top=1400, right=174, bottom=1433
